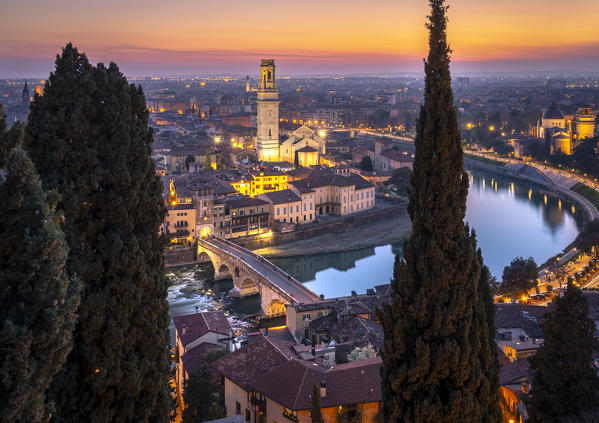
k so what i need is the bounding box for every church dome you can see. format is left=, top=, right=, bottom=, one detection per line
left=543, top=104, right=564, bottom=120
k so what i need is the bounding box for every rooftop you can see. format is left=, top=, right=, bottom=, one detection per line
left=172, top=311, right=232, bottom=347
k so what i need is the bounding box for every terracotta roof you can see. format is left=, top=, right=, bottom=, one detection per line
left=380, top=148, right=414, bottom=163
left=181, top=343, right=221, bottom=375
left=172, top=311, right=232, bottom=347
left=211, top=336, right=296, bottom=390
left=251, top=357, right=382, bottom=410
left=495, top=304, right=546, bottom=339
left=220, top=195, right=269, bottom=209
left=499, top=360, right=530, bottom=386
left=260, top=189, right=301, bottom=205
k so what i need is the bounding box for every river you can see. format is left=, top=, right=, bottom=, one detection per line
left=271, top=171, right=584, bottom=299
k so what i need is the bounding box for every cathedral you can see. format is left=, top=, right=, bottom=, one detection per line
left=255, top=59, right=325, bottom=165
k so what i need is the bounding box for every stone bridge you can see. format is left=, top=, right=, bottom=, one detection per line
left=197, top=237, right=319, bottom=315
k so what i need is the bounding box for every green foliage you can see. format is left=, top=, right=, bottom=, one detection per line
left=185, top=155, right=195, bottom=170
left=346, top=343, right=377, bottom=362
left=311, top=382, right=324, bottom=423
left=528, top=283, right=599, bottom=421
left=0, top=148, right=80, bottom=422
left=386, top=167, right=412, bottom=196
left=25, top=43, right=170, bottom=422
left=572, top=184, right=599, bottom=212
left=359, top=156, right=374, bottom=171
left=377, top=1, right=501, bottom=421
left=501, top=256, right=538, bottom=298
left=0, top=106, right=24, bottom=168
left=182, top=349, right=227, bottom=423
left=204, top=150, right=212, bottom=171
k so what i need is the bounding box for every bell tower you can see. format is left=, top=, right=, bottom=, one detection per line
left=256, top=59, right=280, bottom=161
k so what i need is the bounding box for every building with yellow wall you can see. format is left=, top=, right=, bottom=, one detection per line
left=289, top=169, right=375, bottom=217
left=574, top=107, right=596, bottom=139
left=212, top=336, right=382, bottom=423
left=257, top=188, right=315, bottom=225
left=212, top=195, right=271, bottom=239
left=231, top=169, right=288, bottom=197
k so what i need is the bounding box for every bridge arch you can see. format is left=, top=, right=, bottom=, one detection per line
left=197, top=237, right=319, bottom=314
left=268, top=299, right=286, bottom=315
left=238, top=278, right=259, bottom=297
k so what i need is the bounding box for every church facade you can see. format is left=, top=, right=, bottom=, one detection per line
left=256, top=59, right=326, bottom=166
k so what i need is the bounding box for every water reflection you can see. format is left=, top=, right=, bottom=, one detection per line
left=275, top=171, right=582, bottom=298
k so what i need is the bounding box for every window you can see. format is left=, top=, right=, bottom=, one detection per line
left=268, top=128, right=272, bottom=137
left=245, top=409, right=250, bottom=422
left=296, top=205, right=299, bottom=212
left=303, top=203, right=306, bottom=211
left=276, top=208, right=280, bottom=215
left=236, top=402, right=241, bottom=415
left=303, top=313, right=311, bottom=320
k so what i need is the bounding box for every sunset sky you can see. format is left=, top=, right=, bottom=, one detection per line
left=1, top=0, right=599, bottom=77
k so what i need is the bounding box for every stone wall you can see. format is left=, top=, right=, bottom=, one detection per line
left=165, top=246, right=197, bottom=268
left=233, top=203, right=406, bottom=251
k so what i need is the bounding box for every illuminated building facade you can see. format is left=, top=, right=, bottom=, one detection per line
left=574, top=107, right=596, bottom=139
left=256, top=59, right=280, bottom=161
left=230, top=169, right=288, bottom=197
left=279, top=125, right=326, bottom=167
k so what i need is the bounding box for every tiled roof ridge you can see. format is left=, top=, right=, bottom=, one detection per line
left=292, top=360, right=310, bottom=410
left=265, top=336, right=293, bottom=359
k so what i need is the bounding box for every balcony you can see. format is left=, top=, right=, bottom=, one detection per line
left=282, top=409, right=299, bottom=423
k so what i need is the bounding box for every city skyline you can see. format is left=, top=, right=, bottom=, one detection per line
left=2, top=0, right=599, bottom=78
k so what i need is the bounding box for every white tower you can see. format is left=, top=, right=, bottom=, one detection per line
left=256, top=59, right=280, bottom=162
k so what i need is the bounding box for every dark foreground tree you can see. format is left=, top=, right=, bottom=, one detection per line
left=528, top=283, right=599, bottom=422
left=311, top=382, right=324, bottom=423
left=0, top=105, right=23, bottom=167
left=25, top=44, right=170, bottom=422
left=0, top=147, right=80, bottom=422
left=359, top=155, right=374, bottom=171
left=501, top=256, right=538, bottom=299
left=377, top=1, right=501, bottom=421
left=182, top=349, right=227, bottom=423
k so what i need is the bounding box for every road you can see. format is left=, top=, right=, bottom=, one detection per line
left=203, top=237, right=319, bottom=304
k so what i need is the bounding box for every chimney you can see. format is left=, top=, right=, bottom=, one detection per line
left=320, top=380, right=326, bottom=398
left=195, top=306, right=199, bottom=314
left=181, top=323, right=187, bottom=336
left=264, top=327, right=269, bottom=336
left=311, top=334, right=317, bottom=356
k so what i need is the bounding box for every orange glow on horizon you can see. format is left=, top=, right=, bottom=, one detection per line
left=1, top=0, right=599, bottom=75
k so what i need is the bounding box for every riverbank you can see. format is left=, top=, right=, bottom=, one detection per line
left=253, top=210, right=412, bottom=258
left=464, top=157, right=598, bottom=223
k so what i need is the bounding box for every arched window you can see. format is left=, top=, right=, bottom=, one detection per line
left=268, top=129, right=272, bottom=137
left=267, top=70, right=272, bottom=81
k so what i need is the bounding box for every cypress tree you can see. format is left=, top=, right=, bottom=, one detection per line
left=0, top=105, right=23, bottom=167
left=311, top=382, right=324, bottom=423
left=204, top=150, right=212, bottom=171
left=25, top=44, right=170, bottom=422
left=528, top=283, right=599, bottom=422
left=377, top=1, right=501, bottom=421
left=0, top=146, right=80, bottom=422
